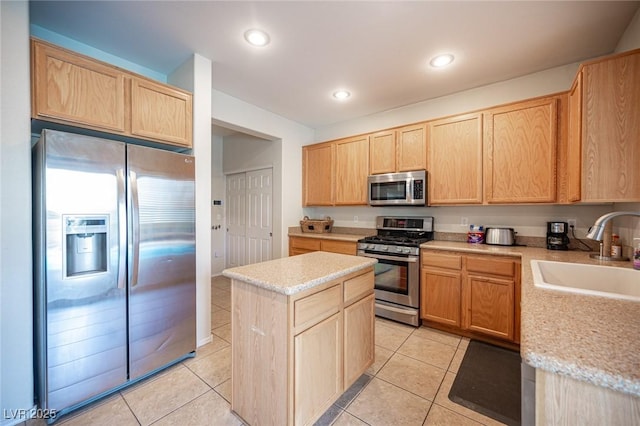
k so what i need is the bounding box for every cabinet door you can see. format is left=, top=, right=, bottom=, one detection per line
left=290, top=236, right=321, bottom=251
left=420, top=268, right=461, bottom=327
left=303, top=143, right=335, bottom=206
left=130, top=77, right=193, bottom=147
left=397, top=124, right=427, bottom=172
left=462, top=274, right=514, bottom=341
left=484, top=97, right=558, bottom=203
left=320, top=240, right=357, bottom=256
left=566, top=73, right=582, bottom=202
left=344, top=293, right=374, bottom=388
left=31, top=39, right=126, bottom=133
left=580, top=52, right=640, bottom=201
left=335, top=136, right=369, bottom=205
left=428, top=113, right=483, bottom=204
left=369, top=130, right=397, bottom=174
left=294, top=313, right=342, bottom=426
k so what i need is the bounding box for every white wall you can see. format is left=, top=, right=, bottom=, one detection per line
left=217, top=133, right=282, bottom=267
left=315, top=63, right=579, bottom=142
left=0, top=1, right=34, bottom=424
left=211, top=89, right=314, bottom=257
left=223, top=133, right=278, bottom=174
left=169, top=55, right=213, bottom=347
left=211, top=134, right=225, bottom=274
left=616, top=7, right=640, bottom=53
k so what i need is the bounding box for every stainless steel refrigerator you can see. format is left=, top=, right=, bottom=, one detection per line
left=33, top=129, right=196, bottom=415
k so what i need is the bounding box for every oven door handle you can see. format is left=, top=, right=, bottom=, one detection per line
left=358, top=252, right=419, bottom=263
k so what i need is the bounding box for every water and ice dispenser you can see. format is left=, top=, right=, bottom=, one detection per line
left=63, top=216, right=109, bottom=277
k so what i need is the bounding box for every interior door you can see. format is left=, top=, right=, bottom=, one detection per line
left=226, top=173, right=246, bottom=268
left=226, top=168, right=273, bottom=267
left=246, top=168, right=273, bottom=264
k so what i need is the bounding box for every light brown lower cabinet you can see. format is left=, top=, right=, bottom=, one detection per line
left=420, top=249, right=520, bottom=345
left=289, top=236, right=357, bottom=256
left=421, top=252, right=463, bottom=327
left=231, top=268, right=374, bottom=426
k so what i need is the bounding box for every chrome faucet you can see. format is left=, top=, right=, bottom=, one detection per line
left=586, top=211, right=640, bottom=241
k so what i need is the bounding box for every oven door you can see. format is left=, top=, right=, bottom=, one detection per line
left=357, top=251, right=419, bottom=308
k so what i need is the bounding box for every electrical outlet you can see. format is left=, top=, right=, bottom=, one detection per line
left=461, top=217, right=469, bottom=226
left=567, top=218, right=577, bottom=228
left=354, top=216, right=359, bottom=222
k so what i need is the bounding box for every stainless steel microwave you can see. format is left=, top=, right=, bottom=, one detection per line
left=368, top=170, right=427, bottom=206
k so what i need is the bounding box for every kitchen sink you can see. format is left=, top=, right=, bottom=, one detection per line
left=531, top=260, right=640, bottom=302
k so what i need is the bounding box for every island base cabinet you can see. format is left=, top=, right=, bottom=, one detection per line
left=344, top=293, right=375, bottom=386
left=231, top=281, right=289, bottom=426
left=230, top=266, right=374, bottom=426
left=294, top=314, right=343, bottom=426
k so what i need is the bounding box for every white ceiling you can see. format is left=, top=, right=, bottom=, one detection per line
left=30, top=1, right=639, bottom=129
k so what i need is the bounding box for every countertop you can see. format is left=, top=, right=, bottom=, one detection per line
left=420, top=241, right=639, bottom=397
left=288, top=226, right=375, bottom=242
left=222, top=251, right=377, bottom=296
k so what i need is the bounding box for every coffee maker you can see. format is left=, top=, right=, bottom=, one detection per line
left=547, top=221, right=569, bottom=250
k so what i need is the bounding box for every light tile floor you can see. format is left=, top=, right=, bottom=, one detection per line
left=24, top=276, right=506, bottom=426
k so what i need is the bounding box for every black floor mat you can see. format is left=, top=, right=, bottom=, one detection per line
left=448, top=340, right=521, bottom=426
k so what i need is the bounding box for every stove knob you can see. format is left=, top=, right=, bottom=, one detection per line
left=395, top=246, right=403, bottom=253
left=380, top=246, right=388, bottom=251
left=402, top=247, right=412, bottom=254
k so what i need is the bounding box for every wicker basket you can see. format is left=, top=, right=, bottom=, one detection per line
left=299, top=216, right=334, bottom=233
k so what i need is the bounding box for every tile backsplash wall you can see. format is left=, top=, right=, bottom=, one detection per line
left=304, top=204, right=614, bottom=239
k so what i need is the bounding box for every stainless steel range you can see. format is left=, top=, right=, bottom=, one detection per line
left=357, top=216, right=434, bottom=326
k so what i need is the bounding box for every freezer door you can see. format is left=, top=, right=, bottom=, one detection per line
left=34, top=130, right=128, bottom=411
left=127, top=144, right=196, bottom=379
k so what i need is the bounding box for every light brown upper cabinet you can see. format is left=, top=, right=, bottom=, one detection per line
left=567, top=49, right=640, bottom=202
left=335, top=135, right=370, bottom=205
left=397, top=124, right=427, bottom=172
left=369, top=124, right=427, bottom=175
left=31, top=38, right=193, bottom=148
left=427, top=113, right=483, bottom=205
left=369, top=130, right=396, bottom=174
left=31, top=38, right=127, bottom=134
left=130, top=77, right=192, bottom=147
left=302, top=142, right=335, bottom=206
left=484, top=97, right=559, bottom=203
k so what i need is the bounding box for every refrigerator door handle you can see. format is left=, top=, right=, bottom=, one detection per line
left=117, top=168, right=127, bottom=289
left=129, top=170, right=140, bottom=287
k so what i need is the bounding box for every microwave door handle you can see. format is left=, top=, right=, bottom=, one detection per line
left=407, top=179, right=412, bottom=202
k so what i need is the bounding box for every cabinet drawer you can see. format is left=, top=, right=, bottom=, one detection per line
left=321, top=240, right=357, bottom=255
left=294, top=285, right=341, bottom=331
left=466, top=256, right=516, bottom=277
left=344, top=271, right=373, bottom=306
left=291, top=237, right=321, bottom=251
left=422, top=252, right=462, bottom=270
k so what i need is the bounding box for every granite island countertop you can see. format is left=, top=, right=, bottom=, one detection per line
left=222, top=251, right=377, bottom=296
left=420, top=240, right=640, bottom=397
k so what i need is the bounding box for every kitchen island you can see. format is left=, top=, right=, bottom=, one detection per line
left=222, top=251, right=377, bottom=426
left=420, top=241, right=640, bottom=423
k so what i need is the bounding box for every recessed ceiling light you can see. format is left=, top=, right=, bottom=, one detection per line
left=333, top=90, right=351, bottom=100
left=429, top=54, right=454, bottom=68
left=244, top=29, right=270, bottom=47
